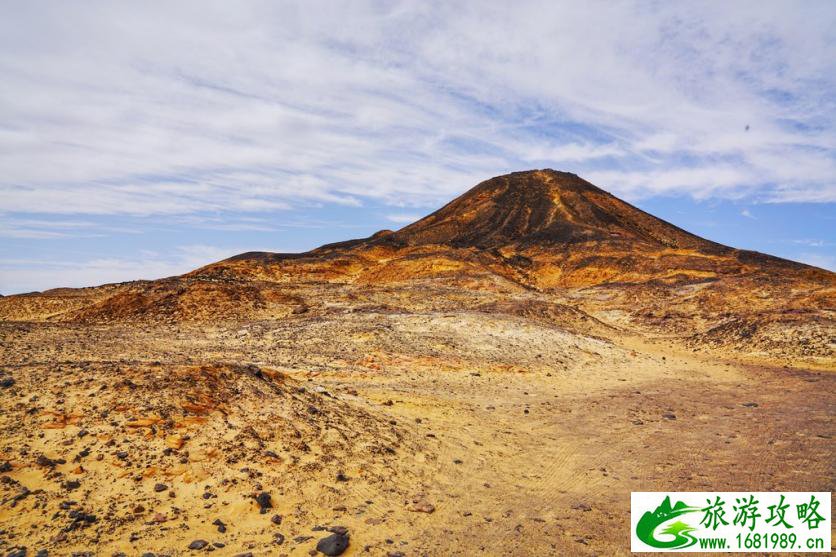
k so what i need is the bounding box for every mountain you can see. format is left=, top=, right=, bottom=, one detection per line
left=198, top=169, right=826, bottom=290
left=0, top=169, right=832, bottom=364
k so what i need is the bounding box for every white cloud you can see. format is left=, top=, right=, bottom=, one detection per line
left=0, top=0, right=833, bottom=220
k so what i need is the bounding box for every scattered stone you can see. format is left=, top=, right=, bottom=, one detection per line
left=271, top=514, right=283, bottom=525
left=407, top=495, right=435, bottom=513
left=255, top=491, right=272, bottom=513
left=572, top=502, right=592, bottom=512
left=187, top=540, right=208, bottom=550
left=335, top=472, right=348, bottom=482
left=36, top=455, right=64, bottom=468
left=212, top=519, right=226, bottom=533
left=742, top=402, right=759, bottom=408
left=0, top=377, right=15, bottom=388
left=0, top=462, right=12, bottom=473
left=154, top=483, right=168, bottom=492
left=273, top=533, right=285, bottom=545
left=7, top=549, right=26, bottom=557
left=66, top=509, right=97, bottom=531
left=315, top=532, right=349, bottom=556
left=662, top=413, right=676, bottom=420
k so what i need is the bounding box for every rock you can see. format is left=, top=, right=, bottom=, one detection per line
left=407, top=495, right=435, bottom=513
left=0, top=462, right=12, bottom=473
left=273, top=533, right=285, bottom=545
left=7, top=549, right=26, bottom=557
left=187, top=540, right=208, bottom=550
left=212, top=518, right=226, bottom=533
left=335, top=472, right=348, bottom=482
left=255, top=491, right=272, bottom=513
left=572, top=502, right=592, bottom=512
left=742, top=402, right=759, bottom=407
left=35, top=551, right=48, bottom=557
left=36, top=455, right=63, bottom=468
left=63, top=480, right=81, bottom=491
left=0, top=377, right=15, bottom=388
left=165, top=434, right=185, bottom=450
left=271, top=514, right=283, bottom=525
left=315, top=532, right=349, bottom=556
left=662, top=413, right=676, bottom=420
left=66, top=509, right=97, bottom=531
left=154, top=483, right=168, bottom=492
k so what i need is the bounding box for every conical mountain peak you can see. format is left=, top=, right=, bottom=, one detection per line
left=380, top=169, right=721, bottom=252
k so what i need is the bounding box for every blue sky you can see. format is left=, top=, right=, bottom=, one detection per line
left=1, top=1, right=835, bottom=294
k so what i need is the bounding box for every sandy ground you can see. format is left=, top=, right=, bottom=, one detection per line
left=0, top=308, right=833, bottom=556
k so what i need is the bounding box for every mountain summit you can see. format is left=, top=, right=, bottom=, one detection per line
left=377, top=169, right=724, bottom=252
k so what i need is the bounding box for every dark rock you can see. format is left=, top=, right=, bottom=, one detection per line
left=0, top=462, right=11, bottom=473
left=662, top=413, right=676, bottom=420
left=35, top=552, right=48, bottom=557
left=154, top=483, right=168, bottom=492
left=335, top=472, right=348, bottom=482
left=66, top=509, right=97, bottom=531
left=271, top=514, right=282, bottom=525
left=116, top=451, right=128, bottom=460
left=0, top=377, right=15, bottom=388
left=212, top=518, right=226, bottom=533
left=572, top=502, right=592, bottom=512
left=255, top=491, right=272, bottom=513
left=742, top=402, right=759, bottom=408
left=63, top=480, right=81, bottom=491
left=274, top=533, right=285, bottom=545
left=36, top=455, right=64, bottom=468
left=315, top=532, right=349, bottom=556
left=7, top=549, right=26, bottom=557
left=187, top=540, right=208, bottom=550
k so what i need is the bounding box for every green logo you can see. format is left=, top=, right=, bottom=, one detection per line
left=636, top=496, right=700, bottom=549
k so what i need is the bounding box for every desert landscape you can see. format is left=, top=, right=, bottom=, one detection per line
left=0, top=170, right=833, bottom=556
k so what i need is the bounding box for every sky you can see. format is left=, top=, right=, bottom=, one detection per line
left=1, top=1, right=835, bottom=294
